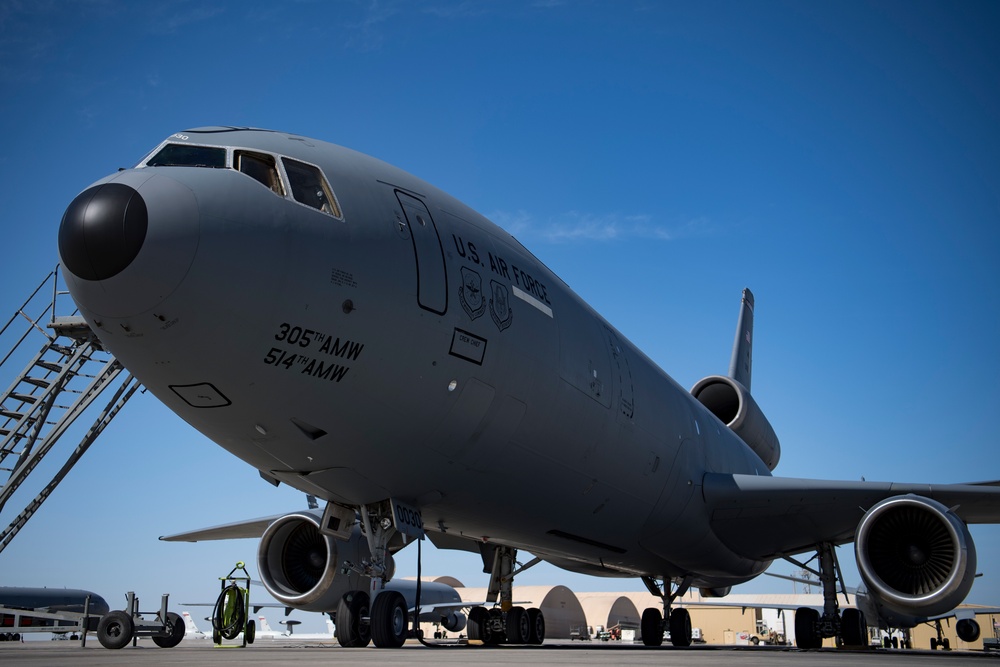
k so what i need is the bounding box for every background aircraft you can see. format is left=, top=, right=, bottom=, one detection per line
left=0, top=587, right=110, bottom=639
left=180, top=612, right=209, bottom=639
left=0, top=587, right=109, bottom=617
left=179, top=569, right=469, bottom=645
left=181, top=611, right=337, bottom=641
left=57, top=126, right=1000, bottom=649
left=257, top=615, right=335, bottom=639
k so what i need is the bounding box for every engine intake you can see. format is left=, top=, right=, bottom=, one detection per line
left=691, top=375, right=780, bottom=470
left=855, top=495, right=976, bottom=619
left=257, top=511, right=367, bottom=612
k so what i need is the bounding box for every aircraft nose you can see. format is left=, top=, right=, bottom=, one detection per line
left=59, top=171, right=200, bottom=320
left=59, top=183, right=148, bottom=281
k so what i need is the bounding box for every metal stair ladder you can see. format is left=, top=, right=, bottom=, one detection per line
left=0, top=268, right=140, bottom=554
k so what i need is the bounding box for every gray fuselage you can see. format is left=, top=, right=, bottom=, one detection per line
left=59, top=128, right=772, bottom=589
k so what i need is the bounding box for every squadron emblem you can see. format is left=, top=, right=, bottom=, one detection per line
left=459, top=267, right=486, bottom=320
left=489, top=280, right=513, bottom=332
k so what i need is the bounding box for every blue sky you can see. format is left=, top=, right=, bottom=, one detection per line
left=2, top=0, right=998, bottom=634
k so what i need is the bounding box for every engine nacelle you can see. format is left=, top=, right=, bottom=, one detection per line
left=698, top=586, right=732, bottom=598
left=855, top=495, right=977, bottom=620
left=691, top=375, right=780, bottom=470
left=257, top=511, right=372, bottom=612
left=440, top=611, right=467, bottom=633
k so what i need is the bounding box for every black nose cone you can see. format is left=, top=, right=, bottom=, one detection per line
left=59, top=183, right=148, bottom=281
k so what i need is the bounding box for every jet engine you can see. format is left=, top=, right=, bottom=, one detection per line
left=440, top=611, right=467, bottom=633
left=855, top=495, right=977, bottom=619
left=257, top=511, right=373, bottom=612
left=690, top=375, right=780, bottom=470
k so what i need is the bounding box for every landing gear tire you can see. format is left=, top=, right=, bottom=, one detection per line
left=371, top=591, right=408, bottom=648
left=795, top=607, right=821, bottom=649
left=335, top=590, right=371, bottom=648
left=244, top=619, right=255, bottom=645
left=957, top=618, right=980, bottom=643
left=97, top=610, right=135, bottom=650
left=840, top=608, right=866, bottom=648
left=527, top=607, right=545, bottom=645
left=669, top=608, right=692, bottom=647
left=486, top=608, right=505, bottom=645
left=468, top=606, right=488, bottom=643
left=151, top=611, right=185, bottom=649
left=641, top=608, right=663, bottom=646
left=506, top=606, right=529, bottom=644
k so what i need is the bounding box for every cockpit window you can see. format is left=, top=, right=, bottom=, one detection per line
left=283, top=157, right=342, bottom=218
left=236, top=150, right=285, bottom=196
left=146, top=143, right=227, bottom=168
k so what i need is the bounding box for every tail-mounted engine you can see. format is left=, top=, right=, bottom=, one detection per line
left=855, top=495, right=977, bottom=619
left=691, top=375, right=780, bottom=470
left=257, top=511, right=371, bottom=612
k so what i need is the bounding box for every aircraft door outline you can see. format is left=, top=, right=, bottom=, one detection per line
left=395, top=191, right=448, bottom=315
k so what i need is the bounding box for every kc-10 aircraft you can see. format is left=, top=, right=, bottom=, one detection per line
left=57, top=127, right=1000, bottom=649
left=0, top=587, right=110, bottom=639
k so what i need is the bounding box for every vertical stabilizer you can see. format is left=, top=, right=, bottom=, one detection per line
left=182, top=611, right=201, bottom=634
left=728, top=288, right=754, bottom=390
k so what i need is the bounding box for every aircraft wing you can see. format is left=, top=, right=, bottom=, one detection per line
left=941, top=606, right=1000, bottom=621
left=703, top=474, right=1000, bottom=561
left=183, top=601, right=293, bottom=614
left=159, top=515, right=286, bottom=542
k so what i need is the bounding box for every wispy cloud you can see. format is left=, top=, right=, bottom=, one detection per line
left=422, top=0, right=495, bottom=19
left=489, top=210, right=712, bottom=243
left=149, top=3, right=226, bottom=33
left=343, top=0, right=561, bottom=51
left=344, top=0, right=403, bottom=51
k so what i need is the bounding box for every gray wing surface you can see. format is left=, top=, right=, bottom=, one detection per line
left=704, top=474, right=1000, bottom=561
left=159, top=515, right=285, bottom=542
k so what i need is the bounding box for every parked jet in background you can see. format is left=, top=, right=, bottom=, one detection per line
left=180, top=612, right=209, bottom=639
left=58, top=127, right=1000, bottom=649
left=257, top=615, right=335, bottom=639
left=0, top=587, right=109, bottom=617
left=0, top=587, right=109, bottom=639
left=180, top=569, right=469, bottom=644
left=181, top=611, right=336, bottom=641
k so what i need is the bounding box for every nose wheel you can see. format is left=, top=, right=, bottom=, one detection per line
left=335, top=591, right=371, bottom=647
left=371, top=591, right=408, bottom=648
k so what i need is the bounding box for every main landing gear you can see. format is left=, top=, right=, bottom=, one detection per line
left=466, top=545, right=546, bottom=646
left=640, top=576, right=694, bottom=647
left=785, top=543, right=868, bottom=649
left=332, top=503, right=548, bottom=649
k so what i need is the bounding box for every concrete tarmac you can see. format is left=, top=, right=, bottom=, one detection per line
left=3, top=639, right=1000, bottom=666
